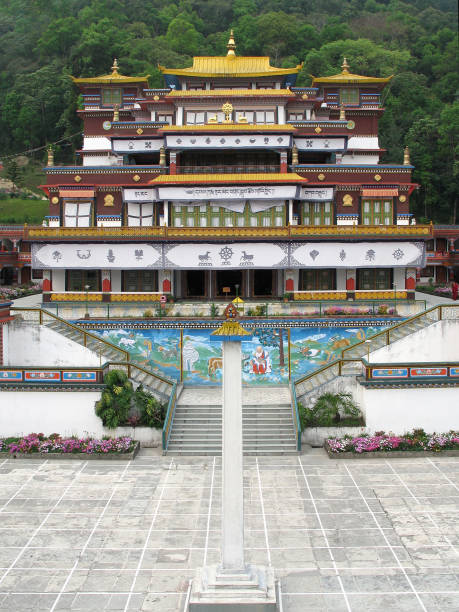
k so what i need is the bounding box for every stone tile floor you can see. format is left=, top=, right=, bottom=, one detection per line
left=0, top=448, right=458, bottom=611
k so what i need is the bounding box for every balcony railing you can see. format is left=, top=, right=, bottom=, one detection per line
left=175, top=165, right=281, bottom=174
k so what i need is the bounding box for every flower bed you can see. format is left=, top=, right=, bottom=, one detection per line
left=325, top=429, right=459, bottom=458
left=0, top=284, right=42, bottom=300
left=0, top=433, right=139, bottom=459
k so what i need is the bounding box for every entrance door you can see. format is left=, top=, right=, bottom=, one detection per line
left=186, top=271, right=206, bottom=297
left=253, top=269, right=275, bottom=297
left=216, top=270, right=243, bottom=297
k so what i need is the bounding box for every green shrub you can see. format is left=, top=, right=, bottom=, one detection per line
left=210, top=303, right=219, bottom=317
left=143, top=309, right=154, bottom=318
left=95, top=370, right=134, bottom=428
left=300, top=392, right=362, bottom=428
left=134, top=385, right=165, bottom=428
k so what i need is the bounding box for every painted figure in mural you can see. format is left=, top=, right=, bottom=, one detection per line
left=183, top=341, right=199, bottom=372
left=251, top=345, right=272, bottom=374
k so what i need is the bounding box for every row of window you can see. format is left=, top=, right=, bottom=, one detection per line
left=66, top=269, right=393, bottom=293
left=186, top=110, right=276, bottom=125
left=62, top=200, right=395, bottom=228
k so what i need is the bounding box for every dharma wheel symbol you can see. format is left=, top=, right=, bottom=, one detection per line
left=221, top=102, right=233, bottom=121
left=219, top=246, right=233, bottom=265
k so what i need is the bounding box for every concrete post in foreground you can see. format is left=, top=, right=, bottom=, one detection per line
left=189, top=313, right=277, bottom=611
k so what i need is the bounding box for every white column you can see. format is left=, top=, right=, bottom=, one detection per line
left=277, top=105, right=285, bottom=124
left=176, top=107, right=183, bottom=126
left=163, top=201, right=169, bottom=226
left=288, top=199, right=293, bottom=224
left=221, top=340, right=244, bottom=571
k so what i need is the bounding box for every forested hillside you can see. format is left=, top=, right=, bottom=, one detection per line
left=0, top=0, right=457, bottom=222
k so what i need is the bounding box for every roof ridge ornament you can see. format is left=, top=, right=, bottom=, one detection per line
left=341, top=57, right=350, bottom=74
left=227, top=29, right=236, bottom=57
left=111, top=58, right=120, bottom=75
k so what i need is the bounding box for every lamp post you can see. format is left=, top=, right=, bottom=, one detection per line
left=84, top=284, right=90, bottom=319
left=235, top=283, right=240, bottom=299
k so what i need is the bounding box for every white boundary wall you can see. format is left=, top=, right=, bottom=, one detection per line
left=0, top=391, right=161, bottom=446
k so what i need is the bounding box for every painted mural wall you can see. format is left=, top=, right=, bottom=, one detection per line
left=93, top=321, right=389, bottom=385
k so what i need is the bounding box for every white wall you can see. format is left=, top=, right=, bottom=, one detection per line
left=369, top=320, right=459, bottom=363
left=0, top=391, right=162, bottom=445
left=7, top=321, right=100, bottom=366
left=300, top=374, right=459, bottom=436
left=52, top=269, right=65, bottom=291
left=361, top=386, right=459, bottom=433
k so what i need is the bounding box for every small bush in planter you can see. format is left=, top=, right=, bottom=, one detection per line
left=134, top=385, right=166, bottom=428
left=300, top=392, right=363, bottom=429
left=95, top=370, right=134, bottom=428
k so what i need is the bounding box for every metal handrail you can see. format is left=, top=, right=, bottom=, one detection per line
left=162, top=382, right=178, bottom=451
left=11, top=306, right=130, bottom=362
left=289, top=381, right=302, bottom=451
left=341, top=303, right=459, bottom=360
left=105, top=361, right=174, bottom=388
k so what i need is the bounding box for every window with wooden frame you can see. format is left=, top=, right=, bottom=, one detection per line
left=126, top=202, right=154, bottom=226
left=64, top=202, right=92, bottom=227
left=170, top=203, right=285, bottom=228
left=299, top=269, right=336, bottom=291
left=157, top=114, right=173, bottom=125
left=301, top=201, right=333, bottom=225
left=122, top=270, right=158, bottom=292
left=186, top=111, right=225, bottom=124
left=339, top=88, right=359, bottom=105
left=357, top=269, right=392, bottom=290
left=66, top=270, right=100, bottom=292
left=288, top=113, right=304, bottom=121
left=187, top=82, right=205, bottom=90
left=102, top=88, right=122, bottom=105
left=362, top=199, right=393, bottom=225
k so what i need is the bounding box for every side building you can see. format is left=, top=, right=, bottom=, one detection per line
left=30, top=35, right=431, bottom=304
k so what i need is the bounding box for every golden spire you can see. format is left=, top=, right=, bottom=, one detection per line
left=113, top=104, right=119, bottom=122
left=47, top=145, right=54, bottom=167
left=227, top=29, right=236, bottom=57
left=111, top=58, right=119, bottom=75
left=341, top=57, right=350, bottom=74
left=403, top=146, right=410, bottom=165
left=291, top=144, right=298, bottom=166
left=339, top=103, right=346, bottom=120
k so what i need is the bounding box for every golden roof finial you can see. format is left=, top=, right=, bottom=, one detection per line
left=227, top=29, right=236, bottom=57
left=341, top=57, right=350, bottom=73
left=111, top=58, right=119, bottom=75
left=403, top=145, right=410, bottom=165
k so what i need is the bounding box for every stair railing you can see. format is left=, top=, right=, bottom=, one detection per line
left=162, top=382, right=178, bottom=452
left=103, top=361, right=174, bottom=398
left=289, top=382, right=302, bottom=451
left=341, top=304, right=459, bottom=361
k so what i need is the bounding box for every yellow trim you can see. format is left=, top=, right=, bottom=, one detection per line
left=111, top=294, right=161, bottom=302
left=159, top=56, right=302, bottom=77
left=161, top=123, right=296, bottom=132
left=166, top=88, right=295, bottom=98
left=50, top=293, right=103, bottom=302
left=150, top=173, right=307, bottom=184
left=355, top=291, right=407, bottom=300
left=27, top=224, right=432, bottom=239
left=294, top=291, right=347, bottom=301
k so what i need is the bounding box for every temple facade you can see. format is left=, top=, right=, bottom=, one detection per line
left=32, top=33, right=431, bottom=304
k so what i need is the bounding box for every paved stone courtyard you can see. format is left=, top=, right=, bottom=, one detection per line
left=0, top=449, right=458, bottom=612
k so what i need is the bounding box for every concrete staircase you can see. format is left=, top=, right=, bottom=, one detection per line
left=167, top=386, right=298, bottom=455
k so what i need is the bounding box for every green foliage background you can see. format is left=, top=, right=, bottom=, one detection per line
left=0, top=0, right=457, bottom=222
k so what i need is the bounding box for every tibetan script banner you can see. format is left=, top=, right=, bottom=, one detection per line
left=298, top=188, right=334, bottom=201
left=157, top=185, right=298, bottom=201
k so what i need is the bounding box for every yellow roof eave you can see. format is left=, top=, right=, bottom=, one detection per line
left=71, top=75, right=150, bottom=84
left=158, top=57, right=302, bottom=78
left=149, top=173, right=307, bottom=185
left=160, top=124, right=296, bottom=132
left=166, top=88, right=295, bottom=98
left=311, top=73, right=393, bottom=85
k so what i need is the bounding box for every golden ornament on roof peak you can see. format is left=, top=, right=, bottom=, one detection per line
left=111, top=58, right=119, bottom=75
left=341, top=57, right=350, bottom=73
left=227, top=29, right=236, bottom=57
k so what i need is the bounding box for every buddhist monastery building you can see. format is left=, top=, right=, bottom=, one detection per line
left=31, top=33, right=433, bottom=304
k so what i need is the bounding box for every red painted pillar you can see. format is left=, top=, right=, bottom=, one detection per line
left=42, top=270, right=52, bottom=292
left=102, top=270, right=111, bottom=292
left=280, top=151, right=287, bottom=173
left=170, top=152, right=177, bottom=175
